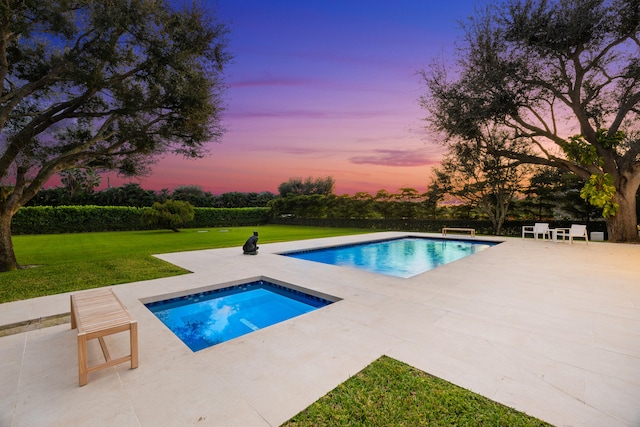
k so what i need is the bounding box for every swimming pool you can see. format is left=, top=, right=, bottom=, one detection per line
left=282, top=237, right=497, bottom=278
left=144, top=279, right=337, bottom=351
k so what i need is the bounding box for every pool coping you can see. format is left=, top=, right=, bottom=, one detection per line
left=278, top=235, right=499, bottom=278
left=139, top=275, right=342, bottom=306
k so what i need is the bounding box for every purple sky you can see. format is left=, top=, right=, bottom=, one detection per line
left=108, top=0, right=483, bottom=195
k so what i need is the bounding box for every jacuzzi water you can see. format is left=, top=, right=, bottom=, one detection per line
left=145, top=280, right=334, bottom=351
left=282, top=237, right=496, bottom=278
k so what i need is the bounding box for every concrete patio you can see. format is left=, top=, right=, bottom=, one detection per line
left=1, top=231, right=639, bottom=426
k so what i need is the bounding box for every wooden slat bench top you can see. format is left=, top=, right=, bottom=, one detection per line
left=70, top=288, right=138, bottom=386
left=72, top=288, right=134, bottom=334
left=441, top=227, right=476, bottom=237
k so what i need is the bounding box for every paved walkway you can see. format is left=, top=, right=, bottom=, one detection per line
left=1, top=232, right=639, bottom=426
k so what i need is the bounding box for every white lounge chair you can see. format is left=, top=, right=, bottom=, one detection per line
left=522, top=222, right=550, bottom=240
left=557, top=224, right=589, bottom=244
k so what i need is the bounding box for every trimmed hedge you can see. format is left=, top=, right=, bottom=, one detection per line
left=11, top=205, right=608, bottom=238
left=191, top=207, right=270, bottom=228
left=12, top=206, right=144, bottom=234
left=11, top=206, right=270, bottom=234
left=269, top=217, right=608, bottom=238
left=269, top=217, right=495, bottom=234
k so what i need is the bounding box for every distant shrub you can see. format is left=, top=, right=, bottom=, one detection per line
left=141, top=200, right=195, bottom=232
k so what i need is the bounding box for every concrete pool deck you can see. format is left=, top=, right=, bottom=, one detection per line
left=1, top=231, right=639, bottom=427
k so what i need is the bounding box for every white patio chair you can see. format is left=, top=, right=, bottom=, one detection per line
left=557, top=224, right=589, bottom=244
left=522, top=222, right=550, bottom=240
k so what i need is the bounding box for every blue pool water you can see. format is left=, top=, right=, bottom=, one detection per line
left=282, top=237, right=496, bottom=278
left=145, top=280, right=334, bottom=351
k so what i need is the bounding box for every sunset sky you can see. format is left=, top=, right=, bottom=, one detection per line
left=108, top=0, right=483, bottom=195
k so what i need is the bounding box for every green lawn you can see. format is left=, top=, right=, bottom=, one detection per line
left=283, top=356, right=553, bottom=427
left=0, top=225, right=369, bottom=303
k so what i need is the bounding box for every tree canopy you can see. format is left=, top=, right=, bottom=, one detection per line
left=435, top=129, right=531, bottom=234
left=141, top=200, right=194, bottom=232
left=0, top=0, right=231, bottom=270
left=420, top=0, right=640, bottom=242
left=277, top=176, right=336, bottom=197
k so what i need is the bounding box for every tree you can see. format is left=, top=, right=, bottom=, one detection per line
left=95, top=183, right=158, bottom=207
left=421, top=0, right=640, bottom=242
left=518, top=166, right=600, bottom=221
left=340, top=192, right=377, bottom=219
left=424, top=169, right=452, bottom=219
left=171, top=185, right=215, bottom=207
left=0, top=0, right=230, bottom=270
left=252, top=192, right=277, bottom=207
left=393, top=187, right=422, bottom=218
left=373, top=189, right=394, bottom=219
left=436, top=130, right=530, bottom=234
left=217, top=191, right=248, bottom=208
left=277, top=176, right=335, bottom=197
left=326, top=194, right=359, bottom=219
left=554, top=172, right=602, bottom=221
left=59, top=168, right=101, bottom=199
left=141, top=200, right=194, bottom=232
left=520, top=166, right=564, bottom=220
left=268, top=194, right=328, bottom=218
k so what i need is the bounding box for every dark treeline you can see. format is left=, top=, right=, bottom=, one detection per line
left=26, top=174, right=639, bottom=237
left=268, top=192, right=601, bottom=223
left=27, top=183, right=277, bottom=208
left=270, top=173, right=605, bottom=223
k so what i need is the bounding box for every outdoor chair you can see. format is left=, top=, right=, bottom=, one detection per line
left=557, top=224, right=589, bottom=244
left=521, top=222, right=550, bottom=240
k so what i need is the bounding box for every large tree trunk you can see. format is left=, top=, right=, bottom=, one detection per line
left=0, top=207, right=19, bottom=271
left=606, top=183, right=640, bottom=243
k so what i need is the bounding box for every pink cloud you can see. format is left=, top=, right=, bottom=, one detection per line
left=262, top=145, right=323, bottom=155
left=349, top=149, right=441, bottom=167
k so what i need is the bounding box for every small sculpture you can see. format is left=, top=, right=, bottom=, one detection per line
left=242, top=231, right=259, bottom=255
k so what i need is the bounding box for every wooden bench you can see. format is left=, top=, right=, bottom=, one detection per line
left=441, top=227, right=476, bottom=238
left=70, top=288, right=138, bottom=386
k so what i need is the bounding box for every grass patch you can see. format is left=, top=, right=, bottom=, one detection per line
left=283, top=356, right=553, bottom=427
left=0, top=225, right=369, bottom=303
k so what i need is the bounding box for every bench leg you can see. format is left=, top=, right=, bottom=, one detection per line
left=78, top=333, right=88, bottom=386
left=130, top=321, right=138, bottom=369
left=98, top=337, right=111, bottom=362
left=70, top=295, right=76, bottom=329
